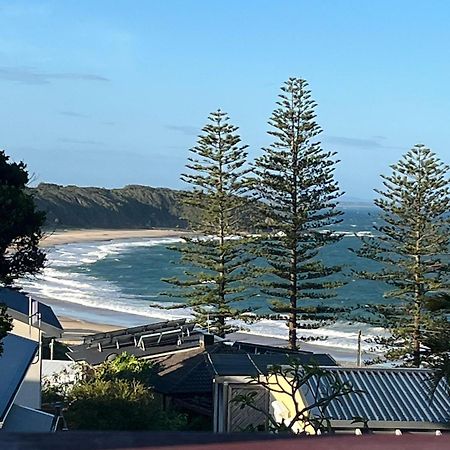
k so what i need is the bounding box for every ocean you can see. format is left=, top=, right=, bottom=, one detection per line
left=19, top=206, right=389, bottom=351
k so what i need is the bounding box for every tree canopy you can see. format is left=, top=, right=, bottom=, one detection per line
left=254, top=78, right=344, bottom=349
left=0, top=150, right=46, bottom=285
left=0, top=149, right=46, bottom=355
left=43, top=353, right=186, bottom=431
left=162, top=110, right=256, bottom=337
left=356, top=145, right=450, bottom=367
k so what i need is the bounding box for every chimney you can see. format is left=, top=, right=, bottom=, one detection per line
left=199, top=333, right=214, bottom=349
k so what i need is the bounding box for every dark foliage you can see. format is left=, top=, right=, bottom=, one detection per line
left=0, top=150, right=46, bottom=285
left=43, top=353, right=186, bottom=431
left=355, top=145, right=450, bottom=367
left=254, top=78, right=344, bottom=349
left=162, top=110, right=257, bottom=337
left=0, top=149, right=45, bottom=355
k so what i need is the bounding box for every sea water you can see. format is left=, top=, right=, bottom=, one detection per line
left=19, top=206, right=389, bottom=350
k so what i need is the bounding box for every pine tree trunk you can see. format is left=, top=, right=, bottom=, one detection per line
left=289, top=255, right=298, bottom=349
left=289, top=130, right=298, bottom=350
left=412, top=305, right=421, bottom=367
left=413, top=251, right=422, bottom=367
left=218, top=128, right=226, bottom=338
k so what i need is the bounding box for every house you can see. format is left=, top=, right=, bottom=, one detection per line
left=67, top=319, right=336, bottom=422
left=0, top=287, right=63, bottom=338
left=67, top=319, right=203, bottom=365
left=213, top=366, right=450, bottom=434
left=0, top=287, right=63, bottom=410
left=0, top=333, right=55, bottom=431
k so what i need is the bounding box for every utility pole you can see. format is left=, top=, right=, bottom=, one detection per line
left=357, top=330, right=362, bottom=367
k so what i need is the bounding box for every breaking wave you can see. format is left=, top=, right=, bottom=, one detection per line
left=19, top=235, right=384, bottom=352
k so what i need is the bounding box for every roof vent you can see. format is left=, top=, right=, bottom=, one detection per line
left=199, top=333, right=214, bottom=349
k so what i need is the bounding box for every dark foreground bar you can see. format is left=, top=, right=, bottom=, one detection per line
left=0, top=433, right=448, bottom=450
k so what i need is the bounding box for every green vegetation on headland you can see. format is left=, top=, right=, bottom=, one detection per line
left=31, top=183, right=189, bottom=230
left=31, top=182, right=261, bottom=231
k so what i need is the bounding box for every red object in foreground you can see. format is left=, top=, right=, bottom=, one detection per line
left=0, top=433, right=448, bottom=450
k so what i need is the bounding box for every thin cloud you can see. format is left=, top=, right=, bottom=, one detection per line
left=58, top=138, right=104, bottom=145
left=59, top=111, right=89, bottom=118
left=165, top=124, right=198, bottom=136
left=0, top=66, right=110, bottom=85
left=323, top=135, right=401, bottom=150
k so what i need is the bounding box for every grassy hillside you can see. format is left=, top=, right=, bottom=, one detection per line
left=31, top=183, right=188, bottom=229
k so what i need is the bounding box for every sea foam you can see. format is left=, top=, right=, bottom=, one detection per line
left=19, top=236, right=383, bottom=352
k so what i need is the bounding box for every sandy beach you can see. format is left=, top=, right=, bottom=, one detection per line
left=40, top=228, right=191, bottom=247
left=59, top=315, right=365, bottom=363
left=38, top=228, right=370, bottom=363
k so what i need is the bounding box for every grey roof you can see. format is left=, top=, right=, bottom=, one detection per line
left=0, top=333, right=38, bottom=423
left=304, top=367, right=450, bottom=428
left=0, top=287, right=62, bottom=332
left=210, top=353, right=336, bottom=377
left=68, top=319, right=203, bottom=365
left=2, top=404, right=55, bottom=432
left=153, top=349, right=216, bottom=395
left=231, top=341, right=337, bottom=363
left=152, top=345, right=337, bottom=396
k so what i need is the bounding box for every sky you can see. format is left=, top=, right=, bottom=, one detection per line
left=1, top=0, right=450, bottom=200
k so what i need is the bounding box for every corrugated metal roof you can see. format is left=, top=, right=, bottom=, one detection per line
left=0, top=287, right=62, bottom=331
left=0, top=333, right=38, bottom=423
left=304, top=367, right=450, bottom=425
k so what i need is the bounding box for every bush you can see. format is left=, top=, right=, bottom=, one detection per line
left=43, top=353, right=186, bottom=431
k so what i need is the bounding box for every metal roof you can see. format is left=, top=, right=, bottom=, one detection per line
left=304, top=367, right=450, bottom=427
left=68, top=320, right=202, bottom=365
left=0, top=287, right=62, bottom=332
left=0, top=333, right=38, bottom=423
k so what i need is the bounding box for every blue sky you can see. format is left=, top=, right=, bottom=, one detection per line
left=1, top=0, right=450, bottom=200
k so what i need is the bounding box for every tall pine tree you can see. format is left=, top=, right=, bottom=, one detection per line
left=163, top=110, right=255, bottom=337
left=356, top=145, right=450, bottom=367
left=255, top=78, right=344, bottom=350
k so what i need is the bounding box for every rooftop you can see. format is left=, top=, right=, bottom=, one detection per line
left=68, top=319, right=204, bottom=365
left=304, top=366, right=450, bottom=429
left=0, top=333, right=38, bottom=424
left=0, top=287, right=63, bottom=334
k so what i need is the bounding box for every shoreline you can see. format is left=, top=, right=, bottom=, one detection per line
left=59, top=312, right=366, bottom=364
left=40, top=228, right=191, bottom=247
left=36, top=227, right=373, bottom=364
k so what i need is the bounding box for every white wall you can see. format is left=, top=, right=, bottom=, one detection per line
left=10, top=319, right=42, bottom=409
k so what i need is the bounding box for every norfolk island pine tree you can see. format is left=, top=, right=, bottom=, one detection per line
left=253, top=78, right=345, bottom=350
left=355, top=145, right=450, bottom=367
left=161, top=110, right=257, bottom=337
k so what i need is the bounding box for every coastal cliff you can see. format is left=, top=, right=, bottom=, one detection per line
left=31, top=183, right=188, bottom=229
